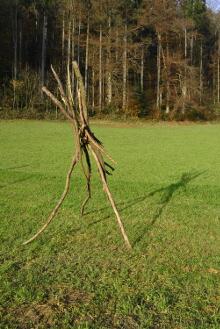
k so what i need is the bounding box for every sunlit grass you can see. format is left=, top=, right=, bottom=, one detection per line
left=0, top=120, right=220, bottom=328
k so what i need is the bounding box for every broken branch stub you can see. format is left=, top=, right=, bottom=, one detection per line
left=23, top=61, right=131, bottom=250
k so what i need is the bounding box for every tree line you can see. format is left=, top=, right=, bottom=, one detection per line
left=0, top=0, right=220, bottom=120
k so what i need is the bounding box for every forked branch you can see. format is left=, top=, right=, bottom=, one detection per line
left=23, top=61, right=131, bottom=249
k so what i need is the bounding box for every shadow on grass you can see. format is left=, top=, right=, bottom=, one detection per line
left=83, top=170, right=206, bottom=246
left=0, top=164, right=30, bottom=171
left=0, top=165, right=32, bottom=189
left=30, top=170, right=205, bottom=246
left=133, top=170, right=206, bottom=246
left=0, top=176, right=34, bottom=190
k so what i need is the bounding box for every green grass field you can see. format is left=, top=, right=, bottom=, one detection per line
left=0, top=120, right=220, bottom=329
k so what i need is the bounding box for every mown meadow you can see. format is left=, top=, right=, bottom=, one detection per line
left=0, top=120, right=220, bottom=328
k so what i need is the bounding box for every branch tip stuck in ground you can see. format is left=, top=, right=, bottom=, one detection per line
left=23, top=61, right=131, bottom=250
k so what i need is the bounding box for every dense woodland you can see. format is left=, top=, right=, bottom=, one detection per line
left=0, top=0, right=220, bottom=120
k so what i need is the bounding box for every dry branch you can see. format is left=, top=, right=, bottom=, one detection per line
left=23, top=61, right=131, bottom=250
left=23, top=150, right=79, bottom=245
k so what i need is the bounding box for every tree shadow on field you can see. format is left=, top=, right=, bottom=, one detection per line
left=133, top=170, right=206, bottom=246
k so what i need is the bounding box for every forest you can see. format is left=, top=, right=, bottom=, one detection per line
left=0, top=0, right=220, bottom=120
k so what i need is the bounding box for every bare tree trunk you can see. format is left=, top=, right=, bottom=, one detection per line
left=182, top=28, right=187, bottom=114
left=99, top=25, right=102, bottom=113
left=184, top=28, right=187, bottom=59
left=156, top=33, right=161, bottom=113
left=19, top=23, right=22, bottom=71
left=67, top=17, right=72, bottom=102
left=190, top=36, right=193, bottom=65
left=67, top=19, right=71, bottom=70
left=164, top=34, right=170, bottom=115
left=62, top=13, right=65, bottom=72
left=92, top=49, right=95, bottom=112
left=13, top=0, right=18, bottom=80
left=141, top=46, right=144, bottom=93
left=199, top=41, right=203, bottom=104
left=71, top=17, right=75, bottom=97
left=77, top=16, right=81, bottom=66
left=122, top=24, right=127, bottom=112
left=213, top=61, right=216, bottom=104
left=106, top=16, right=112, bottom=105
left=41, top=12, right=47, bottom=88
left=116, top=28, right=119, bottom=62
left=85, top=16, right=90, bottom=96
left=218, top=36, right=220, bottom=103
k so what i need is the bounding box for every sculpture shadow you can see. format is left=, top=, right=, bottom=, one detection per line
left=132, top=170, right=206, bottom=246
left=0, top=176, right=33, bottom=190
left=0, top=164, right=30, bottom=171
left=0, top=165, right=32, bottom=189
left=83, top=170, right=206, bottom=242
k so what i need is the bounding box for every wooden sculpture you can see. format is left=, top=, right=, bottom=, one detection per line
left=23, top=61, right=131, bottom=249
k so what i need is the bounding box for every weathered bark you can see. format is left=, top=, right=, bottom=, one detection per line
left=62, top=13, right=65, bottom=72
left=67, top=19, right=71, bottom=72
left=77, top=16, right=81, bottom=66
left=13, top=0, right=18, bottom=80
left=116, top=28, right=119, bottom=62
left=71, top=17, right=75, bottom=96
left=19, top=23, right=22, bottom=70
left=141, top=46, right=144, bottom=93
left=218, top=36, right=220, bottom=103
left=106, top=16, right=112, bottom=105
left=23, top=62, right=131, bottom=250
left=165, top=35, right=170, bottom=115
left=89, top=145, right=131, bottom=250
left=184, top=28, right=187, bottom=58
left=92, top=49, right=95, bottom=112
left=41, top=12, right=47, bottom=88
left=199, top=41, right=203, bottom=104
left=99, top=25, right=102, bottom=112
left=85, top=16, right=90, bottom=96
left=156, top=33, right=161, bottom=112
left=182, top=27, right=188, bottom=114
left=190, top=36, right=193, bottom=65
left=122, top=24, right=127, bottom=112
left=23, top=151, right=79, bottom=245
